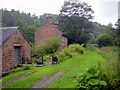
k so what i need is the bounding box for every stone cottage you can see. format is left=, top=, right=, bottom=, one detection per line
left=34, top=14, right=68, bottom=50
left=0, top=27, right=31, bottom=72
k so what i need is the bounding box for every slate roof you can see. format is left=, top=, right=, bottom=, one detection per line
left=0, top=27, right=31, bottom=47
left=0, top=27, right=18, bottom=46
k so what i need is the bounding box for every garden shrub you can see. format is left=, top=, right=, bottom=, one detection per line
left=97, top=33, right=113, bottom=47
left=43, top=55, right=52, bottom=61
left=31, top=55, right=52, bottom=63
left=24, top=65, right=30, bottom=70
left=45, top=35, right=62, bottom=54
left=37, top=35, right=62, bottom=55
left=74, top=66, right=107, bottom=89
left=68, top=44, right=84, bottom=54
left=56, top=44, right=85, bottom=62
left=34, top=58, right=41, bottom=63
left=36, top=35, right=62, bottom=61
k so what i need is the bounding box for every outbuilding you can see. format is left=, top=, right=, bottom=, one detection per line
left=0, top=27, right=31, bottom=72
left=34, top=14, right=68, bottom=50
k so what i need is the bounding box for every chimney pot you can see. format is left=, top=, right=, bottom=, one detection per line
left=46, top=14, right=52, bottom=24
left=55, top=21, right=59, bottom=28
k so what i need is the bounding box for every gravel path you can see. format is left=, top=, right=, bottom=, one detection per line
left=31, top=72, right=64, bottom=88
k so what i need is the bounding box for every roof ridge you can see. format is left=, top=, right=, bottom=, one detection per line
left=0, top=26, right=18, bottom=29
left=35, top=24, right=46, bottom=33
left=0, top=26, right=32, bottom=47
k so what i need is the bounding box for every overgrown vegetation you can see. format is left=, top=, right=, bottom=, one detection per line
left=31, top=55, right=52, bottom=63
left=87, top=45, right=120, bottom=88
left=30, top=43, right=36, bottom=56
left=32, top=35, right=62, bottom=62
left=36, top=35, right=62, bottom=56
left=97, top=33, right=113, bottom=47
left=24, top=64, right=30, bottom=70
left=98, top=47, right=119, bottom=88
left=54, top=44, right=85, bottom=62
left=74, top=66, right=107, bottom=89
left=49, top=50, right=105, bottom=88
left=96, top=23, right=118, bottom=47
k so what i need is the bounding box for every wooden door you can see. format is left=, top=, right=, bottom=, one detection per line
left=14, top=47, right=20, bottom=64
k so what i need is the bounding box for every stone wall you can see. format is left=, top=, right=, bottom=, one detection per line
left=2, top=29, right=31, bottom=72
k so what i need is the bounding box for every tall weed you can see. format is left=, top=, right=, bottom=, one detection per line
left=87, top=44, right=120, bottom=88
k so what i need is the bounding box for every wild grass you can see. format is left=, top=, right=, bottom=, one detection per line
left=97, top=47, right=119, bottom=88
left=87, top=44, right=119, bottom=88
left=48, top=50, right=105, bottom=88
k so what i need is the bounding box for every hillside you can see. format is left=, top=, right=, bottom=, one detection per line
left=1, top=8, right=107, bottom=43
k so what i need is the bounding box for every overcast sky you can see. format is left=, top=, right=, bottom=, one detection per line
left=0, top=0, right=119, bottom=26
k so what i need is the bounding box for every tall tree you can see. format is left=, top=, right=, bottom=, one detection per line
left=14, top=18, right=38, bottom=42
left=14, top=18, right=24, bottom=28
left=59, top=0, right=94, bottom=44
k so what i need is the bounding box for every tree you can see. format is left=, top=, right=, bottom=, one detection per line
left=36, top=35, right=62, bottom=62
left=115, top=19, right=120, bottom=46
left=97, top=33, right=113, bottom=47
left=14, top=18, right=38, bottom=42
left=59, top=0, right=94, bottom=44
left=14, top=18, right=24, bottom=28
left=59, top=1, right=94, bottom=19
left=115, top=18, right=120, bottom=29
left=88, top=33, right=97, bottom=44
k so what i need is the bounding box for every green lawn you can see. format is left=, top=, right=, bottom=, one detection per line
left=2, top=49, right=105, bottom=88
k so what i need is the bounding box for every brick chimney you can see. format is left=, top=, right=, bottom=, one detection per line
left=55, top=21, right=59, bottom=28
left=46, top=14, right=52, bottom=24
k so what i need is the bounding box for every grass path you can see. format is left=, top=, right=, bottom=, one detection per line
left=31, top=72, right=64, bottom=88
left=2, top=50, right=105, bottom=88
left=1, top=70, right=37, bottom=87
left=49, top=50, right=104, bottom=88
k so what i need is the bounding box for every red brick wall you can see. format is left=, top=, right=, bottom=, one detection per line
left=34, top=15, right=68, bottom=51
left=2, top=29, right=31, bottom=72
left=34, top=24, right=64, bottom=50
left=59, top=36, right=68, bottom=51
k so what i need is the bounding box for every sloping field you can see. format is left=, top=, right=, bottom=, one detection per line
left=2, top=50, right=105, bottom=88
